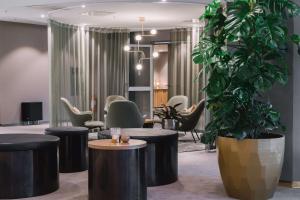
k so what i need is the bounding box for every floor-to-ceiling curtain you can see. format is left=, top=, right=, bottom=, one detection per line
left=49, top=20, right=129, bottom=127
left=168, top=27, right=203, bottom=106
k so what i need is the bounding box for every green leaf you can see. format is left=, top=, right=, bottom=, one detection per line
left=254, top=76, right=272, bottom=92
left=200, top=0, right=221, bottom=20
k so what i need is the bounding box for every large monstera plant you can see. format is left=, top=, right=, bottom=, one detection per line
left=193, top=0, right=300, bottom=144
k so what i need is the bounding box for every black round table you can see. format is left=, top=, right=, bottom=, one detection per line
left=99, top=128, right=178, bottom=186
left=0, top=134, right=59, bottom=199
left=88, top=139, right=147, bottom=200
left=45, top=126, right=89, bottom=173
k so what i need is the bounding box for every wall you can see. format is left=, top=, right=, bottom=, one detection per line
left=0, top=21, right=48, bottom=125
left=268, top=1, right=300, bottom=182
left=292, top=0, right=300, bottom=181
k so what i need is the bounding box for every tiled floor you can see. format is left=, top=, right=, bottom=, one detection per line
left=0, top=125, right=299, bottom=200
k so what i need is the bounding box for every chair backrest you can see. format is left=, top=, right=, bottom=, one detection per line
left=60, top=97, right=92, bottom=126
left=167, top=95, right=188, bottom=112
left=106, top=100, right=144, bottom=128
left=178, top=99, right=205, bottom=131
left=104, top=95, right=127, bottom=113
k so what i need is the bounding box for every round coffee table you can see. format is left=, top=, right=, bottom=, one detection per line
left=88, top=139, right=147, bottom=200
left=99, top=128, right=178, bottom=186
left=45, top=126, right=89, bottom=173
left=0, top=134, right=59, bottom=199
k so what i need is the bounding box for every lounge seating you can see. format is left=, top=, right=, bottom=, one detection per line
left=60, top=97, right=104, bottom=130
left=104, top=95, right=127, bottom=114
left=167, top=95, right=189, bottom=113
left=106, top=100, right=144, bottom=128
left=45, top=127, right=89, bottom=173
left=104, top=95, right=127, bottom=128
left=177, top=99, right=205, bottom=143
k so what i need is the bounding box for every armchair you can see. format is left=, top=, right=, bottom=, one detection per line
left=60, top=97, right=104, bottom=130
left=177, top=99, right=205, bottom=143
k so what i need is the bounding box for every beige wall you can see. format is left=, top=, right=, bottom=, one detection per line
left=0, top=21, right=48, bottom=125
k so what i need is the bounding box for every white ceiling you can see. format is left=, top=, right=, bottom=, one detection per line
left=0, top=0, right=210, bottom=28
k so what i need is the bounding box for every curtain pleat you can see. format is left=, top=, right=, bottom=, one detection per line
left=168, top=28, right=203, bottom=105
left=168, top=27, right=205, bottom=129
left=49, top=20, right=129, bottom=127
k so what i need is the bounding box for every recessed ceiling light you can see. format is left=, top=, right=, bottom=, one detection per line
left=40, top=14, right=46, bottom=18
left=81, top=5, right=86, bottom=8
left=161, top=0, right=167, bottom=2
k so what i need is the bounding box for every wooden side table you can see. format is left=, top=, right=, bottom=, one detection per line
left=88, top=139, right=147, bottom=200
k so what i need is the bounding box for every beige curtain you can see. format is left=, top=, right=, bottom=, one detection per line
left=168, top=28, right=203, bottom=106
left=49, top=20, right=129, bottom=127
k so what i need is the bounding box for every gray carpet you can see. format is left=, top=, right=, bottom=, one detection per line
left=178, top=132, right=206, bottom=153
left=14, top=151, right=300, bottom=200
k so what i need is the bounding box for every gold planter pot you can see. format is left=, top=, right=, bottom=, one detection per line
left=217, top=135, right=285, bottom=200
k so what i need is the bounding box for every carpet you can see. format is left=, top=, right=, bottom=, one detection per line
left=178, top=132, right=206, bottom=153
left=17, top=151, right=300, bottom=200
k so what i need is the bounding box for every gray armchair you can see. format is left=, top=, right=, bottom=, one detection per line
left=177, top=99, right=205, bottom=143
left=106, top=100, right=144, bottom=128
left=104, top=95, right=127, bottom=114
left=167, top=95, right=189, bottom=113
left=60, top=97, right=104, bottom=129
left=104, top=95, right=127, bottom=128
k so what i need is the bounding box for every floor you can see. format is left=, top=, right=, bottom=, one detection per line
left=0, top=125, right=299, bottom=200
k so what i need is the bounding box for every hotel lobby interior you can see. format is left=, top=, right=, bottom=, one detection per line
left=1, top=0, right=300, bottom=199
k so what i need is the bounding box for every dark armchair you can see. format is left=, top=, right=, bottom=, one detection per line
left=177, top=99, right=205, bottom=143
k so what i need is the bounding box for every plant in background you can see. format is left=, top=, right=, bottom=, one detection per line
left=193, top=0, right=300, bottom=144
left=154, top=103, right=182, bottom=120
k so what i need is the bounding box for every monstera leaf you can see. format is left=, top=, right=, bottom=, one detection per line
left=193, top=0, right=300, bottom=144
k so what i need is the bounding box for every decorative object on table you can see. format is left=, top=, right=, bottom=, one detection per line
left=154, top=103, right=182, bottom=130
left=120, top=134, right=130, bottom=143
left=98, top=128, right=178, bottom=186
left=110, top=127, right=121, bottom=143
left=45, top=127, right=89, bottom=173
left=0, top=134, right=59, bottom=199
left=60, top=97, right=104, bottom=130
left=88, top=139, right=147, bottom=200
left=177, top=99, right=205, bottom=143
left=192, top=0, right=300, bottom=199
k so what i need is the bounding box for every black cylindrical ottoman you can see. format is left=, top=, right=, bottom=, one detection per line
left=0, top=134, right=59, bottom=199
left=88, top=139, right=147, bottom=200
left=99, top=128, right=178, bottom=186
left=45, top=127, right=89, bottom=173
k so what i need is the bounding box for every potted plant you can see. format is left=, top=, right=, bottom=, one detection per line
left=154, top=103, right=182, bottom=130
left=193, top=0, right=300, bottom=199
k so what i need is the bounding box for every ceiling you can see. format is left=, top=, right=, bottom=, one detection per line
left=0, top=0, right=210, bottom=29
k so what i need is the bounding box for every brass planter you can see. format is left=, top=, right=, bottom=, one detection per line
left=217, top=135, right=285, bottom=200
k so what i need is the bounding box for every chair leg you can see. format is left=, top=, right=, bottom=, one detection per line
left=194, top=129, right=201, bottom=141
left=191, top=131, right=197, bottom=143
left=184, top=132, right=186, bottom=135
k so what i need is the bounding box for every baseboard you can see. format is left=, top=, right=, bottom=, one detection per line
left=0, top=121, right=49, bottom=127
left=279, top=181, right=300, bottom=188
